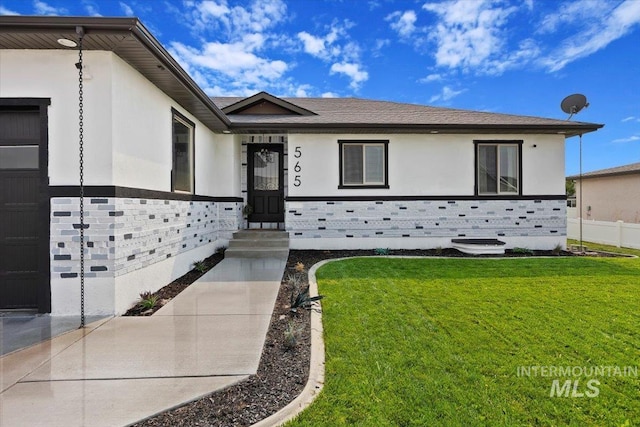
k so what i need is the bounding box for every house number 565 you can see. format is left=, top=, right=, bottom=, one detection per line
left=293, top=146, right=302, bottom=187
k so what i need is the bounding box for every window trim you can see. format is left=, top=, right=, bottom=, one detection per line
left=474, top=140, right=523, bottom=196
left=171, top=108, right=195, bottom=194
left=338, top=140, right=389, bottom=189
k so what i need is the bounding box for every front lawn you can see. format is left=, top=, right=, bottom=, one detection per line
left=289, top=256, right=640, bottom=426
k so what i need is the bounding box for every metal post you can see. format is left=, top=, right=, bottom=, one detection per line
left=579, top=134, right=583, bottom=253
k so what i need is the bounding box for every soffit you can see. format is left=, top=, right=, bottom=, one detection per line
left=0, top=16, right=230, bottom=132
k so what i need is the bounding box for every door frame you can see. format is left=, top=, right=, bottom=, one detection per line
left=0, top=98, right=51, bottom=313
left=247, top=143, right=285, bottom=224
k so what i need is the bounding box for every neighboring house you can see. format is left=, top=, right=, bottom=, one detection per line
left=0, top=16, right=602, bottom=315
left=567, top=162, right=640, bottom=223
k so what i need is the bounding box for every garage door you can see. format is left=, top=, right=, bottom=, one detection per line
left=0, top=107, right=45, bottom=310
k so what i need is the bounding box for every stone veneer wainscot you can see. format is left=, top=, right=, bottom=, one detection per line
left=50, top=197, right=242, bottom=279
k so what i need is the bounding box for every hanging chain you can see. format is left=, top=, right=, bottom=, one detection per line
left=78, top=34, right=85, bottom=328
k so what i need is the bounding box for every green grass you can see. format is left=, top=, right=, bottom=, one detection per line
left=288, top=257, right=640, bottom=427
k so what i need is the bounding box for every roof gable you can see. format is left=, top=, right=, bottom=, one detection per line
left=221, top=92, right=316, bottom=116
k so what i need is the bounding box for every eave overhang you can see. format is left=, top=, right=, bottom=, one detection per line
left=225, top=122, right=603, bottom=137
left=0, top=16, right=230, bottom=132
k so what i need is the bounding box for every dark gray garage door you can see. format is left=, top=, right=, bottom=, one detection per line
left=0, top=107, right=44, bottom=310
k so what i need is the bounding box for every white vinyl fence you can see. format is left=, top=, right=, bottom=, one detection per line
left=568, top=218, right=640, bottom=249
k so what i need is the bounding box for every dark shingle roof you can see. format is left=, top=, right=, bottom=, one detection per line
left=212, top=95, right=602, bottom=136
left=567, top=162, right=640, bottom=180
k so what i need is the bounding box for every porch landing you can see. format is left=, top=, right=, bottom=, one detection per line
left=0, top=236, right=289, bottom=426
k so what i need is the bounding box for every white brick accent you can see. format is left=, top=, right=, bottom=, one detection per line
left=50, top=198, right=241, bottom=280
left=286, top=199, right=566, bottom=245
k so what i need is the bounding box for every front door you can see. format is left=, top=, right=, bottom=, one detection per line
left=248, top=144, right=284, bottom=223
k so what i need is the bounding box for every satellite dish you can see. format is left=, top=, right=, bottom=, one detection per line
left=561, top=93, right=589, bottom=120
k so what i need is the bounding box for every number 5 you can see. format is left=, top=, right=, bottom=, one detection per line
left=294, top=146, right=302, bottom=158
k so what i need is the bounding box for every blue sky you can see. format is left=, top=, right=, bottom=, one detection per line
left=1, top=0, right=639, bottom=175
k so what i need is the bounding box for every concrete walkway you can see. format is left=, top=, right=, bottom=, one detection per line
left=0, top=241, right=288, bottom=427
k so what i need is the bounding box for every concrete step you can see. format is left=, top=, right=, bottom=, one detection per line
left=224, top=247, right=290, bottom=259
left=233, top=230, right=289, bottom=240
left=228, top=238, right=289, bottom=249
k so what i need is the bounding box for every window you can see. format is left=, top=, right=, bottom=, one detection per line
left=475, top=141, right=521, bottom=195
left=172, top=110, right=195, bottom=193
left=339, top=140, right=389, bottom=188
left=0, top=146, right=39, bottom=169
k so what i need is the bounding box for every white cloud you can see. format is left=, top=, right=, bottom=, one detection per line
left=83, top=2, right=102, bottom=17
left=537, top=0, right=605, bottom=34
left=188, top=0, right=287, bottom=36
left=330, top=62, right=369, bottom=90
left=297, top=22, right=346, bottom=60
left=429, top=85, right=466, bottom=103
left=321, top=92, right=339, bottom=98
left=419, top=73, right=443, bottom=83
left=296, top=20, right=367, bottom=91
left=539, top=0, right=640, bottom=72
left=298, top=32, right=328, bottom=57
left=622, top=116, right=640, bottom=122
left=119, top=2, right=134, bottom=16
left=33, top=0, right=67, bottom=15
left=0, top=6, right=20, bottom=15
left=165, top=0, right=307, bottom=96
left=422, top=0, right=518, bottom=72
left=386, top=10, right=418, bottom=37
left=612, top=135, right=640, bottom=143
left=170, top=40, right=287, bottom=86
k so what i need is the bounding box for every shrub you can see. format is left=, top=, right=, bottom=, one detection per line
left=290, top=286, right=324, bottom=313
left=374, top=248, right=390, bottom=256
left=193, top=260, right=207, bottom=273
left=512, top=247, right=534, bottom=255
left=283, top=321, right=304, bottom=351
left=138, top=291, right=159, bottom=310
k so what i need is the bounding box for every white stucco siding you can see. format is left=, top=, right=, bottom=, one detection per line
left=521, top=134, right=565, bottom=195
left=198, top=134, right=240, bottom=197
left=288, top=133, right=565, bottom=196
left=0, top=49, right=114, bottom=185
left=111, top=55, right=230, bottom=196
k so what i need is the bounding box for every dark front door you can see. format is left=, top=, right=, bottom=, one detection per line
left=248, top=144, right=284, bottom=223
left=0, top=107, right=44, bottom=310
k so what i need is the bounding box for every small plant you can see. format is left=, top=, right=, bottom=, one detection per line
left=216, top=245, right=227, bottom=256
left=286, top=273, right=303, bottom=292
left=283, top=321, right=304, bottom=351
left=138, top=291, right=159, bottom=310
left=551, top=244, right=563, bottom=256
left=193, top=260, right=207, bottom=273
left=290, top=286, right=324, bottom=313
left=374, top=248, right=390, bottom=256
left=294, top=261, right=306, bottom=273
left=434, top=246, right=443, bottom=256
left=512, top=247, right=534, bottom=255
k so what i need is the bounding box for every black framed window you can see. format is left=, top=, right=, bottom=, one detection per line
left=339, top=140, right=389, bottom=188
left=171, top=109, right=195, bottom=193
left=475, top=140, right=522, bottom=196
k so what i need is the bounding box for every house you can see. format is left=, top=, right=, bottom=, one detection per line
left=0, top=16, right=602, bottom=315
left=567, top=162, right=640, bottom=223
